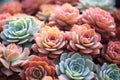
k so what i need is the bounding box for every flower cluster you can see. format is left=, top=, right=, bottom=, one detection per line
left=0, top=0, right=120, bottom=80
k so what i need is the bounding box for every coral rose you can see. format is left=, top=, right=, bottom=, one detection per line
left=80, top=7, right=116, bottom=39
left=66, top=24, right=102, bottom=56
left=99, top=41, right=120, bottom=64
left=19, top=55, right=55, bottom=80
left=32, top=26, right=67, bottom=59
left=49, top=3, right=80, bottom=30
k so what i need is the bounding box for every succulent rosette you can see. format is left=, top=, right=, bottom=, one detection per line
left=66, top=24, right=102, bottom=56
left=0, top=15, right=44, bottom=46
left=98, top=41, right=120, bottom=64
left=80, top=7, right=116, bottom=39
left=36, top=4, right=59, bottom=22
left=77, top=0, right=116, bottom=12
left=20, top=0, right=42, bottom=14
left=19, top=55, right=55, bottom=80
left=56, top=52, right=95, bottom=80
left=0, top=1, right=22, bottom=15
left=32, top=26, right=67, bottom=59
left=0, top=43, right=30, bottom=76
left=95, top=63, right=120, bottom=80
left=49, top=3, right=80, bottom=30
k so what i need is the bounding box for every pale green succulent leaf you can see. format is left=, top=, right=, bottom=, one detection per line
left=59, top=61, right=65, bottom=73
left=29, top=27, right=40, bottom=35
left=65, top=58, right=71, bottom=67
left=82, top=67, right=90, bottom=76
left=71, top=53, right=82, bottom=59
left=27, top=35, right=33, bottom=42
left=56, top=65, right=61, bottom=75
left=85, top=59, right=94, bottom=71
left=84, top=72, right=94, bottom=80
left=18, top=39, right=29, bottom=44
left=101, top=63, right=108, bottom=71
left=77, top=58, right=85, bottom=66
left=0, top=32, right=7, bottom=39
left=60, top=52, right=68, bottom=61
left=2, top=40, right=9, bottom=45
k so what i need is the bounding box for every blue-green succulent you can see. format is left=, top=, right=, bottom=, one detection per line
left=0, top=16, right=44, bottom=45
left=77, top=0, right=116, bottom=12
left=56, top=52, right=95, bottom=80
left=95, top=63, right=120, bottom=80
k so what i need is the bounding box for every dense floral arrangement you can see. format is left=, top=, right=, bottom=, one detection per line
left=0, top=0, right=120, bottom=80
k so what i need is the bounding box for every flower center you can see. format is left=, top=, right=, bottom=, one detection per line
left=113, top=46, right=120, bottom=54
left=47, top=34, right=57, bottom=43
left=73, top=65, right=79, bottom=71
left=84, top=33, right=91, bottom=39
left=71, top=64, right=81, bottom=72
left=49, top=36, right=56, bottom=41
left=32, top=68, right=43, bottom=79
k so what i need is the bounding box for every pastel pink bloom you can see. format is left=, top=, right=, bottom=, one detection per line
left=66, top=24, right=103, bottom=56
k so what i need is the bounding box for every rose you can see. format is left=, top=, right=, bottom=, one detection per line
left=19, top=55, right=55, bottom=80
left=32, top=26, right=67, bottom=59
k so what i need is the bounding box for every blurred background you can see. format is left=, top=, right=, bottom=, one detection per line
left=0, top=0, right=120, bottom=8
left=116, top=0, right=120, bottom=8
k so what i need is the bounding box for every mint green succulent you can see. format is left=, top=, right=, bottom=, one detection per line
left=95, top=63, right=120, bottom=80
left=77, top=0, right=116, bottom=12
left=0, top=16, right=44, bottom=45
left=56, top=52, right=95, bottom=80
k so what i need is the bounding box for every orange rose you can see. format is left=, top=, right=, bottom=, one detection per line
left=19, top=55, right=55, bottom=80
left=32, top=26, right=67, bottom=59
